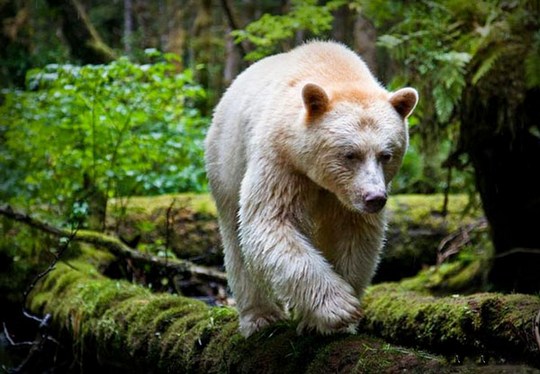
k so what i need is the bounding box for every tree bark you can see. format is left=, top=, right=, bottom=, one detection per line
left=461, top=80, right=540, bottom=293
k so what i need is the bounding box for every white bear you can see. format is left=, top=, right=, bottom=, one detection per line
left=205, top=41, right=418, bottom=337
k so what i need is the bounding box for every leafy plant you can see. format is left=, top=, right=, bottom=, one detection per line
left=0, top=50, right=208, bottom=227
left=232, top=0, right=346, bottom=61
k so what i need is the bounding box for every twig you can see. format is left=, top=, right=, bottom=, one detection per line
left=0, top=205, right=227, bottom=286
left=437, top=218, right=488, bottom=265
left=164, top=197, right=177, bottom=261
left=3, top=323, right=33, bottom=347
left=534, top=309, right=540, bottom=352
left=1, top=211, right=76, bottom=374
left=441, top=165, right=453, bottom=217
left=21, top=225, right=79, bottom=322
left=494, top=247, right=540, bottom=259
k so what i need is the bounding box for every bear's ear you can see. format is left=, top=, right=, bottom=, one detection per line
left=302, top=83, right=329, bottom=119
left=389, top=88, right=418, bottom=119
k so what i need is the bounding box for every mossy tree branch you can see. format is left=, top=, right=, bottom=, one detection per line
left=0, top=205, right=227, bottom=287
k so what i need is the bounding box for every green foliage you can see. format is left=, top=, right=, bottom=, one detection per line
left=365, top=0, right=540, bottom=125
left=373, top=1, right=471, bottom=125
left=524, top=29, right=540, bottom=89
left=0, top=51, right=208, bottom=222
left=232, top=0, right=346, bottom=61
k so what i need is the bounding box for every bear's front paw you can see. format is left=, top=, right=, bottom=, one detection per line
left=239, top=308, right=286, bottom=337
left=296, top=287, right=362, bottom=335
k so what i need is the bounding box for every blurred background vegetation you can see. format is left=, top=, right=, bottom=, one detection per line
left=1, top=0, right=539, bottom=290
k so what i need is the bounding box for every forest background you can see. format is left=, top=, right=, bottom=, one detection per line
left=1, top=0, right=539, bottom=372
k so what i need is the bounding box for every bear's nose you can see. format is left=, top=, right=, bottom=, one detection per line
left=364, top=191, right=387, bottom=213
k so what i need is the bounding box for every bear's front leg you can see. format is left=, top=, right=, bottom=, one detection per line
left=238, top=167, right=362, bottom=336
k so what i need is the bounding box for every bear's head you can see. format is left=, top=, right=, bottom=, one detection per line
left=296, top=83, right=418, bottom=214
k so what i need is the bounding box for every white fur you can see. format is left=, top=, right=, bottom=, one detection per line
left=205, top=41, right=417, bottom=337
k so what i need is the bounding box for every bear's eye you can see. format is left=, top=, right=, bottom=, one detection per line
left=344, top=151, right=357, bottom=161
left=379, top=152, right=392, bottom=163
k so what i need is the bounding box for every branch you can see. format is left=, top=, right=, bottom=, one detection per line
left=0, top=205, right=227, bottom=286
left=437, top=217, right=488, bottom=264
left=494, top=247, right=540, bottom=258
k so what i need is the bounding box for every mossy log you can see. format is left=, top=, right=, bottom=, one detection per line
left=28, top=259, right=452, bottom=373
left=108, top=194, right=222, bottom=266
left=361, top=283, right=540, bottom=367
left=108, top=193, right=485, bottom=281
left=27, top=255, right=540, bottom=372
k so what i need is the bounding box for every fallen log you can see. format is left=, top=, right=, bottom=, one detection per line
left=27, top=259, right=452, bottom=373
left=26, top=257, right=540, bottom=373
left=361, top=283, right=540, bottom=367
left=3, top=205, right=540, bottom=371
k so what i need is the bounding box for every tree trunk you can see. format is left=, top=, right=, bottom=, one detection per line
left=123, top=0, right=133, bottom=55
left=223, top=28, right=241, bottom=87
left=46, top=0, right=116, bottom=63
left=461, top=86, right=540, bottom=294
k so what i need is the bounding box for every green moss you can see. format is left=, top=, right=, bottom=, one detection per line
left=387, top=194, right=482, bottom=231
left=198, top=313, right=240, bottom=373
left=361, top=283, right=540, bottom=365
left=109, top=193, right=217, bottom=217
left=79, top=243, right=116, bottom=266
left=396, top=245, right=489, bottom=295
left=306, top=337, right=447, bottom=374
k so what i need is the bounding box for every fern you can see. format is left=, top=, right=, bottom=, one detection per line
left=471, top=46, right=503, bottom=85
